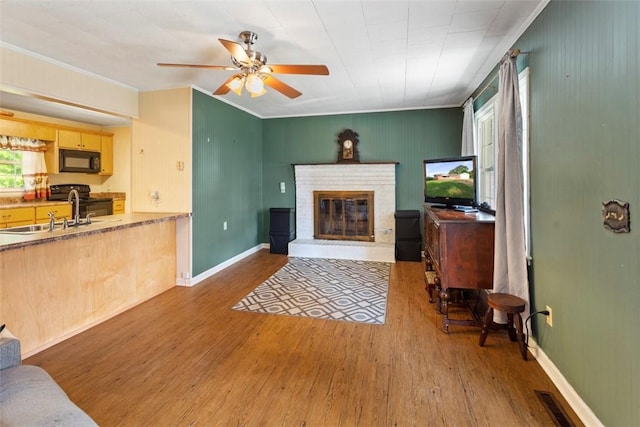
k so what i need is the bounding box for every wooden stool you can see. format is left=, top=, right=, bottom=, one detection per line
left=479, top=293, right=528, bottom=360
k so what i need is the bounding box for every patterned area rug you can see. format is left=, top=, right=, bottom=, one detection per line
left=232, top=257, right=390, bottom=325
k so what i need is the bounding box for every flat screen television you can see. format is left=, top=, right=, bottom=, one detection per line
left=423, top=155, right=477, bottom=208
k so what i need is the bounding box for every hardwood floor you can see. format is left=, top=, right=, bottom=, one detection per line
left=25, top=250, right=581, bottom=426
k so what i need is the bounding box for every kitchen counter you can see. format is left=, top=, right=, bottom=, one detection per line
left=0, top=212, right=189, bottom=252
left=1, top=211, right=191, bottom=357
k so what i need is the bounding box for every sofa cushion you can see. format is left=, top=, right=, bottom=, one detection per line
left=0, top=365, right=97, bottom=426
left=0, top=335, right=21, bottom=371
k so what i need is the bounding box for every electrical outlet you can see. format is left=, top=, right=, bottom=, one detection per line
left=546, top=305, right=553, bottom=327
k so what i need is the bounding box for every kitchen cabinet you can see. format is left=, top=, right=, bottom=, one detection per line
left=0, top=118, right=56, bottom=141
left=0, top=207, right=35, bottom=228
left=34, top=204, right=72, bottom=224
left=57, top=130, right=101, bottom=151
left=112, top=199, right=125, bottom=214
left=82, top=133, right=101, bottom=151
left=57, top=129, right=81, bottom=149
left=3, top=116, right=114, bottom=174
left=99, top=135, right=113, bottom=176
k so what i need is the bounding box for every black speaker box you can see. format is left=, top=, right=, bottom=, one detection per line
left=270, top=233, right=292, bottom=255
left=270, top=208, right=295, bottom=234
left=395, top=210, right=421, bottom=240
left=395, top=240, right=422, bottom=262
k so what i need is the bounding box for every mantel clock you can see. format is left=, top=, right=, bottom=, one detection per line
left=337, top=129, right=360, bottom=163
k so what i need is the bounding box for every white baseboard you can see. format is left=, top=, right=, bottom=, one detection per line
left=180, top=243, right=266, bottom=287
left=528, top=337, right=603, bottom=427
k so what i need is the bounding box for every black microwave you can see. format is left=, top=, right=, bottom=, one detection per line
left=59, top=149, right=101, bottom=173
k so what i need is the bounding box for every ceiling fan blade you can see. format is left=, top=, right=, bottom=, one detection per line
left=157, top=63, right=236, bottom=70
left=262, top=75, right=302, bottom=99
left=213, top=75, right=240, bottom=95
left=265, top=64, right=329, bottom=75
left=218, top=38, right=251, bottom=65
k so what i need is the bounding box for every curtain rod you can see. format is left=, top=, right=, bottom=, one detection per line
left=466, top=49, right=530, bottom=104
left=470, top=75, right=498, bottom=104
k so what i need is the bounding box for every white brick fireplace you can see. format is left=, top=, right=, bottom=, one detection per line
left=289, top=163, right=397, bottom=263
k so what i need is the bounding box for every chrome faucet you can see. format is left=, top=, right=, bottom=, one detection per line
left=48, top=211, right=56, bottom=231
left=68, top=189, right=80, bottom=225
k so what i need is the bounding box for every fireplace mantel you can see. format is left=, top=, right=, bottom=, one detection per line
left=292, top=162, right=399, bottom=166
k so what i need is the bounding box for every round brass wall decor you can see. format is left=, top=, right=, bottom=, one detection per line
left=337, top=129, right=360, bottom=163
left=602, top=199, right=630, bottom=233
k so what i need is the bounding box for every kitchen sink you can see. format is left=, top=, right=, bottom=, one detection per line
left=0, top=224, right=52, bottom=234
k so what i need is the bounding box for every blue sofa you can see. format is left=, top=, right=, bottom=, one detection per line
left=0, top=329, right=97, bottom=426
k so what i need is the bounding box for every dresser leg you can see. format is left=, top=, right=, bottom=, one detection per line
left=424, top=257, right=435, bottom=303
left=434, top=277, right=442, bottom=313
left=440, top=288, right=450, bottom=333
left=426, top=283, right=435, bottom=303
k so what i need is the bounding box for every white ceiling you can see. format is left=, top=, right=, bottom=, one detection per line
left=0, top=0, right=547, bottom=126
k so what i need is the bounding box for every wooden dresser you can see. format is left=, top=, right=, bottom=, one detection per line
left=423, top=207, right=495, bottom=332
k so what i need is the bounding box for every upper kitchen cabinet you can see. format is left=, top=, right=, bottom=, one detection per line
left=57, top=129, right=81, bottom=149
left=0, top=117, right=56, bottom=141
left=82, top=133, right=101, bottom=151
left=58, top=129, right=101, bottom=151
left=100, top=135, right=113, bottom=176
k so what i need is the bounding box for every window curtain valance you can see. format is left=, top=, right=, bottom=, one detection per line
left=0, top=135, right=48, bottom=152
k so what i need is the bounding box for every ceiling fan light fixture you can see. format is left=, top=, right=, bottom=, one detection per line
left=161, top=31, right=328, bottom=99
left=227, top=75, right=245, bottom=96
left=245, top=73, right=265, bottom=96
left=250, top=87, right=267, bottom=98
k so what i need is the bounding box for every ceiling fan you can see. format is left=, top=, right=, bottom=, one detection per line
left=157, top=31, right=329, bottom=99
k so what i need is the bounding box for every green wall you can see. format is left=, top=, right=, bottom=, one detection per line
left=260, top=109, right=463, bottom=241
left=517, top=2, right=639, bottom=425
left=192, top=90, right=263, bottom=276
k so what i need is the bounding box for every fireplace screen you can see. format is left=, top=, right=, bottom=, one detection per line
left=314, top=191, right=374, bottom=241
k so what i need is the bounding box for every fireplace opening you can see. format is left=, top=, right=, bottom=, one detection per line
left=314, top=191, right=374, bottom=241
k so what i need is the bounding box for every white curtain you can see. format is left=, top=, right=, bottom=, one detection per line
left=22, top=150, right=49, bottom=200
left=461, top=97, right=476, bottom=156
left=493, top=51, right=529, bottom=317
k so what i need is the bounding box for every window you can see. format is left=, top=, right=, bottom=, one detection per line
left=0, top=149, right=24, bottom=191
left=476, top=99, right=497, bottom=209
left=474, top=67, right=530, bottom=256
